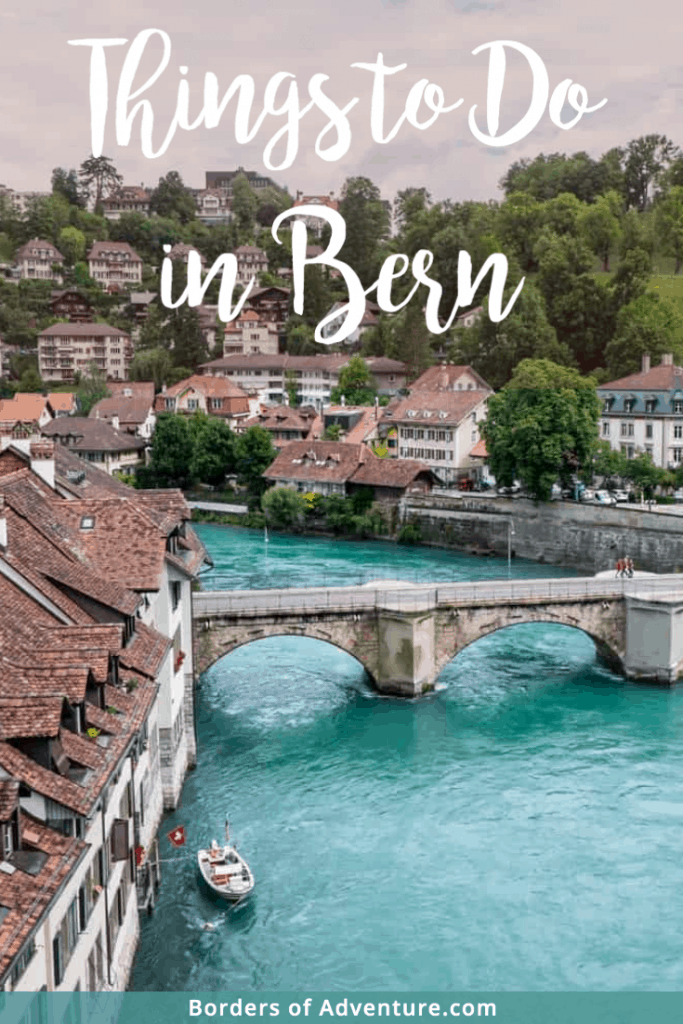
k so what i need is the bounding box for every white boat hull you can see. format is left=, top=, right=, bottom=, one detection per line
left=197, top=844, right=254, bottom=901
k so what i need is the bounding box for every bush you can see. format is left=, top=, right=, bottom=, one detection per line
left=397, top=523, right=422, bottom=545
left=261, top=487, right=307, bottom=528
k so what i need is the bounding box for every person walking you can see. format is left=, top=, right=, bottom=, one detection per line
left=626, top=556, right=634, bottom=577
left=615, top=558, right=622, bottom=577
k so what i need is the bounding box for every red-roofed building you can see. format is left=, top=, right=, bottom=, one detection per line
left=14, top=239, right=64, bottom=283
left=101, top=185, right=151, bottom=220
left=87, top=241, right=143, bottom=292
left=0, top=439, right=209, bottom=991
left=154, top=374, right=250, bottom=424
left=223, top=308, right=279, bottom=356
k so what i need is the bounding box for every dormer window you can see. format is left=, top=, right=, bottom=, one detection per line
left=624, top=398, right=636, bottom=413
left=645, top=398, right=657, bottom=414
left=80, top=515, right=95, bottom=530
left=603, top=397, right=614, bottom=413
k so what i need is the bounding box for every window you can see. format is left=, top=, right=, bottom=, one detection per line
left=186, top=399, right=198, bottom=411
left=624, top=398, right=635, bottom=413
left=602, top=422, right=610, bottom=437
left=170, top=580, right=181, bottom=611
left=675, top=425, right=683, bottom=439
left=646, top=424, right=653, bottom=439
left=620, top=423, right=634, bottom=437
left=674, top=449, right=683, bottom=464
left=9, top=939, right=36, bottom=988
left=645, top=399, right=657, bottom=413
left=674, top=400, right=683, bottom=414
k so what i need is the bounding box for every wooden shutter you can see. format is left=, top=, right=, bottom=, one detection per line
left=110, top=818, right=129, bottom=862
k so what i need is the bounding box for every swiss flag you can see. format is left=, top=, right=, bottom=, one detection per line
left=166, top=825, right=187, bottom=848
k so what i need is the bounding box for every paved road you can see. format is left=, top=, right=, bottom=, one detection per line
left=188, top=500, right=248, bottom=515
left=194, top=573, right=683, bottom=617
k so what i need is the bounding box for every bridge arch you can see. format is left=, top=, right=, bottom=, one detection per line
left=433, top=605, right=625, bottom=682
left=194, top=618, right=380, bottom=685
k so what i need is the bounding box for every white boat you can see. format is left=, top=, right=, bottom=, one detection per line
left=197, top=826, right=254, bottom=901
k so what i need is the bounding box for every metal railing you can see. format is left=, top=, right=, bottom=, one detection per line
left=193, top=574, right=683, bottom=618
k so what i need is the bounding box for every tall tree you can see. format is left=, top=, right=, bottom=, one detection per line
left=330, top=356, right=376, bottom=405
left=604, top=293, right=683, bottom=378
left=189, top=414, right=236, bottom=485
left=578, top=191, right=622, bottom=271
left=231, top=173, right=258, bottom=239
left=481, top=359, right=600, bottom=501
left=129, top=348, right=173, bottom=391
left=78, top=155, right=123, bottom=212
left=234, top=425, right=277, bottom=495
left=76, top=361, right=110, bottom=416
left=51, top=167, right=86, bottom=208
left=167, top=306, right=208, bottom=370
left=148, top=413, right=194, bottom=487
left=656, top=185, right=683, bottom=273
left=149, top=170, right=196, bottom=224
left=623, top=134, right=680, bottom=212
left=338, top=177, right=390, bottom=289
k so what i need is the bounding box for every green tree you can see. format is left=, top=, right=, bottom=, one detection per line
left=234, top=425, right=278, bottom=495
left=454, top=281, right=571, bottom=389
left=384, top=301, right=433, bottom=381
left=330, top=356, right=376, bottom=405
left=149, top=170, right=196, bottom=224
left=58, top=226, right=86, bottom=267
left=129, top=348, right=173, bottom=390
left=78, top=154, right=123, bottom=212
left=284, top=369, right=299, bottom=407
left=623, top=134, right=680, bottom=211
left=148, top=413, right=194, bottom=487
left=51, top=167, right=86, bottom=208
left=622, top=451, right=662, bottom=499
left=76, top=361, right=110, bottom=416
left=337, top=176, right=390, bottom=288
left=166, top=306, right=208, bottom=369
left=261, top=487, right=307, bottom=528
left=17, top=367, right=44, bottom=392
left=656, top=185, right=683, bottom=273
left=592, top=439, right=629, bottom=486
left=231, top=174, right=258, bottom=239
left=190, top=414, right=236, bottom=485
left=604, top=293, right=683, bottom=377
left=481, top=359, right=600, bottom=501
left=578, top=191, right=622, bottom=271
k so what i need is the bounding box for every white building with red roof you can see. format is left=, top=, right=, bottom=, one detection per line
left=223, top=309, right=279, bottom=356
left=87, top=241, right=143, bottom=292
left=154, top=374, right=250, bottom=424
left=14, top=239, right=64, bottom=283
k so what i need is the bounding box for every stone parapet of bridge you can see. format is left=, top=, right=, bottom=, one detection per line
left=192, top=576, right=683, bottom=696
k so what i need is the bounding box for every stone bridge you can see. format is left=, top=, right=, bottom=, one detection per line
left=192, top=576, right=683, bottom=696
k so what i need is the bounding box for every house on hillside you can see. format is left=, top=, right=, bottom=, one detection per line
left=223, top=309, right=279, bottom=356
left=87, top=241, right=143, bottom=292
left=410, top=363, right=493, bottom=394
left=49, top=289, right=95, bottom=323
left=597, top=353, right=683, bottom=468
left=239, top=404, right=319, bottom=447
left=0, top=393, right=56, bottom=438
left=154, top=375, right=250, bottom=425
left=41, top=417, right=147, bottom=475
left=14, top=239, right=64, bottom=283
left=90, top=387, right=156, bottom=440
left=101, top=185, right=151, bottom=220
left=38, top=323, right=132, bottom=383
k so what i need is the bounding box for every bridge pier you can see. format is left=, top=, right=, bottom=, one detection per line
left=376, top=610, right=437, bottom=697
left=625, top=592, right=683, bottom=684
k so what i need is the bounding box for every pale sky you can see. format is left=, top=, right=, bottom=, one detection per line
left=1, top=0, right=680, bottom=205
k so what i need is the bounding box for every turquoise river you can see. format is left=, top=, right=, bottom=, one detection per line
left=130, top=526, right=683, bottom=991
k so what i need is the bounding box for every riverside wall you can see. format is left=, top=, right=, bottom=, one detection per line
left=401, top=496, right=683, bottom=574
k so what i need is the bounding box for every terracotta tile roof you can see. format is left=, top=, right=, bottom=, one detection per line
left=119, top=621, right=171, bottom=679
left=365, top=357, right=407, bottom=374
left=87, top=240, right=142, bottom=262
left=599, top=364, right=683, bottom=391
left=265, top=441, right=369, bottom=484
left=0, top=697, right=64, bottom=738
left=349, top=457, right=439, bottom=489
left=470, top=438, right=488, bottom=458
left=106, top=381, right=155, bottom=403
left=42, top=417, right=145, bottom=452
left=383, top=390, right=489, bottom=427
left=90, top=395, right=153, bottom=428
left=0, top=394, right=50, bottom=424
left=39, top=322, right=130, bottom=339
left=0, top=780, right=19, bottom=821
left=167, top=242, right=205, bottom=264
left=54, top=444, right=134, bottom=499
left=0, top=655, right=91, bottom=703
left=15, top=238, right=64, bottom=262
left=242, top=405, right=317, bottom=435
left=323, top=406, right=383, bottom=445
left=59, top=728, right=105, bottom=770
left=85, top=704, right=123, bottom=737
left=55, top=498, right=167, bottom=592
left=0, top=815, right=85, bottom=981
left=410, top=364, right=493, bottom=392
left=155, top=375, right=249, bottom=403
left=47, top=393, right=76, bottom=413
left=0, top=741, right=92, bottom=814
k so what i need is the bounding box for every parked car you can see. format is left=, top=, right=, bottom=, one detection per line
left=610, top=489, right=629, bottom=503
left=593, top=490, right=617, bottom=506
left=675, top=489, right=683, bottom=504
left=580, top=489, right=596, bottom=503
left=497, top=482, right=522, bottom=496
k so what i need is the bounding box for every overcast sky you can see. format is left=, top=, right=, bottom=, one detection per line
left=1, top=0, right=679, bottom=206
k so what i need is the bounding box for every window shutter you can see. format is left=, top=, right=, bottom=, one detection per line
left=110, top=818, right=129, bottom=862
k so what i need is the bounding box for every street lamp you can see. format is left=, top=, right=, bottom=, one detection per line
left=507, top=519, right=515, bottom=578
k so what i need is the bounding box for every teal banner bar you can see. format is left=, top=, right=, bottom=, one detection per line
left=3, top=993, right=683, bottom=1024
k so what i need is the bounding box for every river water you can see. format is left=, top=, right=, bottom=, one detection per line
left=131, top=526, right=683, bottom=992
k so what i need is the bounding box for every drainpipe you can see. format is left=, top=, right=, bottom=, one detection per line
left=100, top=802, right=113, bottom=988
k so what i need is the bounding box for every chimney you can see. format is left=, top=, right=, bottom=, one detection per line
left=0, top=496, right=6, bottom=548
left=112, top=415, right=120, bottom=431
left=642, top=353, right=651, bottom=373
left=29, top=439, right=55, bottom=490
left=662, top=353, right=674, bottom=366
